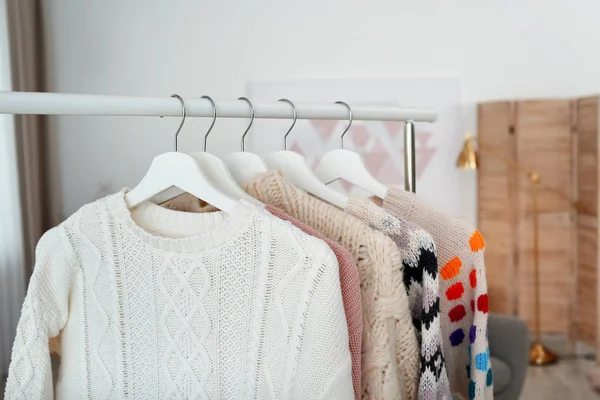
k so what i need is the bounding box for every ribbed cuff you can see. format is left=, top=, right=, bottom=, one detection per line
left=382, top=186, right=418, bottom=221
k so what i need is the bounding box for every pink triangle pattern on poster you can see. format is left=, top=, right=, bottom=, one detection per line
left=349, top=125, right=370, bottom=148
left=361, top=138, right=390, bottom=176
left=378, top=157, right=402, bottom=185
left=309, top=120, right=339, bottom=142
left=415, top=131, right=436, bottom=179
left=416, top=131, right=432, bottom=146
left=289, top=120, right=437, bottom=195
left=289, top=141, right=304, bottom=155
left=383, top=121, right=403, bottom=140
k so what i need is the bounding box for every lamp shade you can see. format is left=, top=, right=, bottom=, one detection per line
left=456, top=134, right=478, bottom=169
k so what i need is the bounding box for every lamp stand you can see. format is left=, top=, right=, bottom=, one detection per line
left=528, top=174, right=558, bottom=366
left=458, top=135, right=569, bottom=366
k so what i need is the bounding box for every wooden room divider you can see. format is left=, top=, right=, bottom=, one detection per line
left=478, top=97, right=600, bottom=352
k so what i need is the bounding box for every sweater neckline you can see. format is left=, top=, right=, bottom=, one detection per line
left=106, top=188, right=258, bottom=253
left=246, top=171, right=369, bottom=232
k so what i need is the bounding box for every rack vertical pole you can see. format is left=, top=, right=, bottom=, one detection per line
left=404, top=121, right=416, bottom=193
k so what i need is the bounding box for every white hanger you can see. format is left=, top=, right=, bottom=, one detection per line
left=263, top=98, right=349, bottom=209
left=125, top=94, right=237, bottom=213
left=157, top=96, right=260, bottom=205
left=314, top=101, right=388, bottom=199
left=222, top=97, right=269, bottom=185
left=187, top=96, right=261, bottom=205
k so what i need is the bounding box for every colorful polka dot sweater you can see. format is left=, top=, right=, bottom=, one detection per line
left=383, top=188, right=492, bottom=400
left=345, top=196, right=451, bottom=400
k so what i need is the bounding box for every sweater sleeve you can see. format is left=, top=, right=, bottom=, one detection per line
left=292, top=249, right=354, bottom=400
left=382, top=237, right=421, bottom=400
left=4, top=227, right=75, bottom=400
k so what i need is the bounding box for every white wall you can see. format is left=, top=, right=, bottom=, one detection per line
left=42, top=0, right=600, bottom=225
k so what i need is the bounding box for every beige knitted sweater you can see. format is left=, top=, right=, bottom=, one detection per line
left=345, top=196, right=451, bottom=400
left=384, top=188, right=492, bottom=400
left=164, top=172, right=420, bottom=400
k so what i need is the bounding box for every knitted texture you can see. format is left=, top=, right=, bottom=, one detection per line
left=241, top=171, right=420, bottom=400
left=5, top=190, right=353, bottom=399
left=265, top=206, right=363, bottom=400
left=345, top=196, right=451, bottom=400
left=162, top=195, right=363, bottom=400
left=383, top=187, right=492, bottom=400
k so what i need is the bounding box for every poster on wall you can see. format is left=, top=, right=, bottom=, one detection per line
left=247, top=79, right=463, bottom=218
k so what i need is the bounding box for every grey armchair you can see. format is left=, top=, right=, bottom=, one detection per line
left=488, top=314, right=529, bottom=400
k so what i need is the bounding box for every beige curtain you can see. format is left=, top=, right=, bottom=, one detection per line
left=6, top=0, right=49, bottom=275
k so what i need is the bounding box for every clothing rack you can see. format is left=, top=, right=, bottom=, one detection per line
left=0, top=91, right=437, bottom=193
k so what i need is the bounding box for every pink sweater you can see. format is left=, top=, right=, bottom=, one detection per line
left=266, top=206, right=363, bottom=400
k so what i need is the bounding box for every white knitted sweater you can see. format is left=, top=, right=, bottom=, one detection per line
left=5, top=190, right=353, bottom=399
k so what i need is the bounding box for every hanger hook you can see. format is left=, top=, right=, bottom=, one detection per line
left=335, top=101, right=353, bottom=149
left=238, top=97, right=255, bottom=151
left=278, top=98, right=297, bottom=150
left=171, top=94, right=186, bottom=152
left=201, top=95, right=217, bottom=152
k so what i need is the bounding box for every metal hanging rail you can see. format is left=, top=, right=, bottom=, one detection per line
left=0, top=91, right=436, bottom=192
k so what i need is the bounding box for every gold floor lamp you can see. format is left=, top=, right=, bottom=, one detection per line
left=456, top=133, right=574, bottom=366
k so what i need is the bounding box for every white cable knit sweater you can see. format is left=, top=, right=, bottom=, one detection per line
left=5, top=190, right=353, bottom=399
